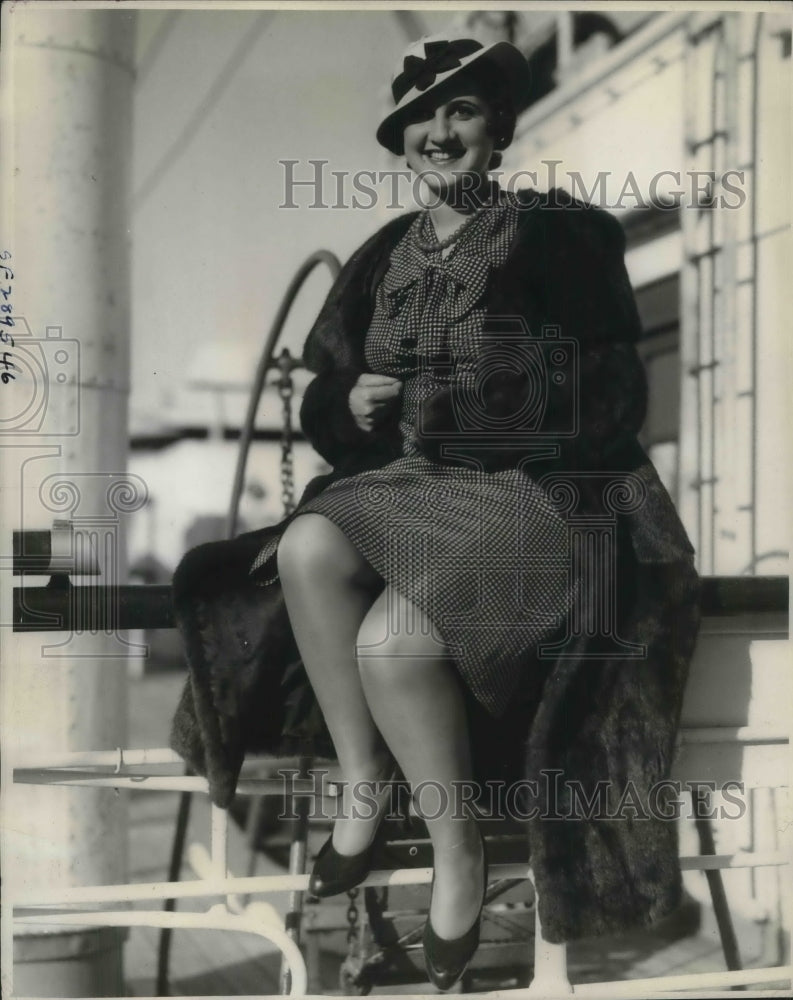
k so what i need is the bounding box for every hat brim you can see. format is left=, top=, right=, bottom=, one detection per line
left=376, top=40, right=531, bottom=156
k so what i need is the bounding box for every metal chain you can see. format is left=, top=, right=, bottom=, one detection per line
left=276, top=348, right=296, bottom=516
left=346, top=887, right=360, bottom=948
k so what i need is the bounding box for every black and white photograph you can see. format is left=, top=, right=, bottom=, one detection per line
left=1, top=2, right=791, bottom=997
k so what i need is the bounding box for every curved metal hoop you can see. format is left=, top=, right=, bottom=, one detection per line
left=227, top=249, right=342, bottom=538
left=19, top=906, right=308, bottom=996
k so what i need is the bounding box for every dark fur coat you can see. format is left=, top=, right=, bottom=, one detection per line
left=170, top=188, right=700, bottom=944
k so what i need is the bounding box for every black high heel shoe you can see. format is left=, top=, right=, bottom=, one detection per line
left=308, top=766, right=398, bottom=898
left=306, top=829, right=381, bottom=898
left=422, top=827, right=488, bottom=991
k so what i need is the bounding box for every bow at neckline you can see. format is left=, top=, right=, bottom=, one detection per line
left=382, top=229, right=493, bottom=325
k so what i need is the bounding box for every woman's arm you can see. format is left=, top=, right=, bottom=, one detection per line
left=297, top=215, right=416, bottom=470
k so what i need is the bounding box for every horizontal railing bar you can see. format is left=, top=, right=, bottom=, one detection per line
left=13, top=747, right=185, bottom=768
left=13, top=770, right=211, bottom=791
left=16, top=765, right=788, bottom=794
left=12, top=909, right=262, bottom=928
left=11, top=747, right=325, bottom=772
left=12, top=770, right=330, bottom=795
left=11, top=576, right=789, bottom=632
left=676, top=726, right=790, bottom=744
left=13, top=851, right=787, bottom=909
left=13, top=726, right=789, bottom=784
left=11, top=864, right=509, bottom=907
left=130, top=425, right=309, bottom=452
left=11, top=770, right=348, bottom=799
left=679, top=851, right=787, bottom=870
left=698, top=617, right=788, bottom=636
left=13, top=584, right=174, bottom=631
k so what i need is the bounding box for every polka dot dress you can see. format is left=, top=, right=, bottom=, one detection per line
left=250, top=193, right=576, bottom=718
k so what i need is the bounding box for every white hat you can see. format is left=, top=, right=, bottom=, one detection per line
left=376, top=34, right=532, bottom=155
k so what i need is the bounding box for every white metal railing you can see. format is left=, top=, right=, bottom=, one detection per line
left=11, top=728, right=792, bottom=998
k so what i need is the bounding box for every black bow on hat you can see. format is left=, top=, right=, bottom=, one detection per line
left=392, top=39, right=483, bottom=103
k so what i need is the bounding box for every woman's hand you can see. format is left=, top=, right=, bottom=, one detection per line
left=348, top=373, right=403, bottom=432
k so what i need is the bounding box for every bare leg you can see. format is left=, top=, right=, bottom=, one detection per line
left=356, top=585, right=485, bottom=941
left=277, top=513, right=391, bottom=855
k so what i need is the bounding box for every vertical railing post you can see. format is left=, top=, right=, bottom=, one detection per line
left=280, top=755, right=312, bottom=995
left=527, top=870, right=572, bottom=995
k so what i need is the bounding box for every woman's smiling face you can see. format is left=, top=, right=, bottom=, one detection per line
left=402, top=85, right=496, bottom=198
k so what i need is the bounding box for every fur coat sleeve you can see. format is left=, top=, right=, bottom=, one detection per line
left=169, top=189, right=700, bottom=944
left=297, top=212, right=414, bottom=472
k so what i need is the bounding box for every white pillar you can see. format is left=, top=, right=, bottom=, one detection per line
left=1, top=7, right=137, bottom=996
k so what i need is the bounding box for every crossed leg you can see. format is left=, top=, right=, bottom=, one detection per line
left=277, top=512, right=484, bottom=940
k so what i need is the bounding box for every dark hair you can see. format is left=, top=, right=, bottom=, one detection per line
left=394, top=61, right=518, bottom=161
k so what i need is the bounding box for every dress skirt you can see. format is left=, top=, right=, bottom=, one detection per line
left=249, top=453, right=575, bottom=718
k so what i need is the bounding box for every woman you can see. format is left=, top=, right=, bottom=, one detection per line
left=171, top=33, right=700, bottom=990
